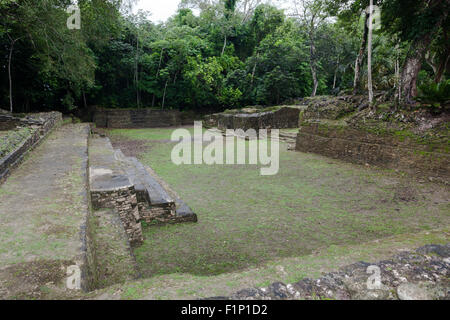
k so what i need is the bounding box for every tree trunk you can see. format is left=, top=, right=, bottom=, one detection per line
left=353, top=12, right=370, bottom=95
left=434, top=53, right=449, bottom=83
left=367, top=0, right=374, bottom=106
left=153, top=47, right=165, bottom=108
left=135, top=36, right=140, bottom=108
left=156, top=48, right=164, bottom=77
left=309, top=36, right=318, bottom=97
left=425, top=51, right=438, bottom=74
left=251, top=52, right=259, bottom=86
left=221, top=34, right=227, bottom=56
left=333, top=55, right=340, bottom=90
left=435, top=29, right=449, bottom=83
left=8, top=38, right=17, bottom=113
left=82, top=90, right=87, bottom=109
left=400, top=5, right=448, bottom=103
left=394, top=49, right=401, bottom=104
left=401, top=34, right=433, bottom=104
left=161, top=79, right=169, bottom=110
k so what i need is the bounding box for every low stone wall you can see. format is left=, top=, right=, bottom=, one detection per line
left=208, top=244, right=450, bottom=300
left=296, top=121, right=450, bottom=183
left=93, top=108, right=198, bottom=128
left=205, top=107, right=301, bottom=131
left=138, top=203, right=175, bottom=224
left=0, top=112, right=62, bottom=183
left=89, top=137, right=144, bottom=246
left=90, top=186, right=143, bottom=246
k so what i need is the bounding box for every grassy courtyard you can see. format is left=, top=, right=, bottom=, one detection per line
left=108, top=127, right=450, bottom=280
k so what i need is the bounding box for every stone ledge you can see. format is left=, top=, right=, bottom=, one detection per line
left=0, top=112, right=62, bottom=184
left=89, top=136, right=198, bottom=247
left=296, top=122, right=450, bottom=184
left=204, top=106, right=301, bottom=131
left=89, top=137, right=143, bottom=246
left=93, top=108, right=199, bottom=128
left=116, top=149, right=198, bottom=225
left=206, top=244, right=450, bottom=300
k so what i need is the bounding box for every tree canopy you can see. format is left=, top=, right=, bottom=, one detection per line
left=0, top=0, right=448, bottom=113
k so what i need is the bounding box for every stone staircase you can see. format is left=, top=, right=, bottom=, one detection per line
left=116, top=150, right=198, bottom=225
left=89, top=135, right=197, bottom=246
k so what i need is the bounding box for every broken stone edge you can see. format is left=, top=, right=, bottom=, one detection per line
left=205, top=244, right=450, bottom=300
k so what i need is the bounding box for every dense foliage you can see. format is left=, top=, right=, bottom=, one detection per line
left=0, top=0, right=448, bottom=113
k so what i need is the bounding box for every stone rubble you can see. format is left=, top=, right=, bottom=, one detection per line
left=207, top=244, right=450, bottom=300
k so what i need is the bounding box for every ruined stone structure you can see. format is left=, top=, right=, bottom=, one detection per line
left=0, top=111, right=62, bottom=183
left=204, top=106, right=302, bottom=131
left=296, top=121, right=450, bottom=183
left=89, top=136, right=197, bottom=246
left=93, top=108, right=198, bottom=128
left=294, top=96, right=450, bottom=183
left=208, top=244, right=450, bottom=300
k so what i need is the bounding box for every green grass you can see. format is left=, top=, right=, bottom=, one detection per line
left=108, top=128, right=450, bottom=279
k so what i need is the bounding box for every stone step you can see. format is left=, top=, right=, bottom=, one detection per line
left=120, top=154, right=175, bottom=207
left=89, top=137, right=143, bottom=246
left=89, top=135, right=196, bottom=234
left=116, top=151, right=197, bottom=223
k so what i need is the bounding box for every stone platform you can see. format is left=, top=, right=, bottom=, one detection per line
left=0, top=123, right=94, bottom=298
left=204, top=106, right=302, bottom=131
left=89, top=136, right=197, bottom=246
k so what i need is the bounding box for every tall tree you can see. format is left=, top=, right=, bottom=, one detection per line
left=367, top=0, right=374, bottom=105
left=382, top=0, right=450, bottom=104
left=291, top=0, right=328, bottom=96
left=354, top=10, right=369, bottom=94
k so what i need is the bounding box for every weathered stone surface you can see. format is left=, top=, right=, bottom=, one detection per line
left=205, top=106, right=301, bottom=131
left=0, top=112, right=62, bottom=183
left=294, top=95, right=449, bottom=183
left=89, top=136, right=197, bottom=246
left=397, top=283, right=432, bottom=300
left=207, top=244, right=450, bottom=300
left=300, top=95, right=364, bottom=121
left=118, top=152, right=197, bottom=225
left=296, top=121, right=450, bottom=183
left=93, top=108, right=200, bottom=128
left=0, top=124, right=94, bottom=296
left=89, top=137, right=143, bottom=245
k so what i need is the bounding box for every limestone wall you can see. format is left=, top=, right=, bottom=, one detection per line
left=0, top=112, right=62, bottom=183
left=89, top=136, right=144, bottom=246
left=90, top=186, right=143, bottom=246
left=204, top=107, right=301, bottom=131
left=93, top=108, right=198, bottom=128
left=296, top=121, right=450, bottom=183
